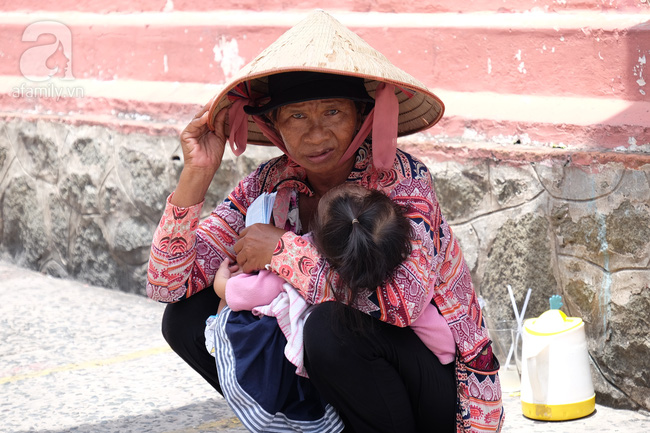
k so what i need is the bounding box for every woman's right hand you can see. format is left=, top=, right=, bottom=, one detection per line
left=171, top=102, right=229, bottom=208
left=180, top=100, right=227, bottom=174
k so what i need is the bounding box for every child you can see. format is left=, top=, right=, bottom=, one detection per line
left=214, top=183, right=455, bottom=366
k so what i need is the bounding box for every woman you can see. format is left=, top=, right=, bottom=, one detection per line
left=147, top=10, right=503, bottom=433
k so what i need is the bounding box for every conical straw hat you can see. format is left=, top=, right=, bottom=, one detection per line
left=207, top=10, right=444, bottom=145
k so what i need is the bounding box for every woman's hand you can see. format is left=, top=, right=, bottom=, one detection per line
left=171, top=102, right=229, bottom=207
left=180, top=100, right=227, bottom=173
left=234, top=223, right=287, bottom=273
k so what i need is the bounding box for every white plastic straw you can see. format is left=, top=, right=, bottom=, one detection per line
left=504, top=286, right=518, bottom=368
left=508, top=285, right=519, bottom=323
left=504, top=286, right=532, bottom=369
left=519, top=288, right=532, bottom=333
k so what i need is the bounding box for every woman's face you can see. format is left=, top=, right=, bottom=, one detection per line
left=273, top=98, right=359, bottom=178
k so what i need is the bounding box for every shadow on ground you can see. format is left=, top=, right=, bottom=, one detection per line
left=15, top=399, right=248, bottom=433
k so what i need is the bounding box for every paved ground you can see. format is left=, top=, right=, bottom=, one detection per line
left=1, top=260, right=649, bottom=433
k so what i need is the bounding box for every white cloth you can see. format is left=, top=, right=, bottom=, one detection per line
left=253, top=283, right=314, bottom=377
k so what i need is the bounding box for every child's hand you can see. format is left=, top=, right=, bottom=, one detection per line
left=214, top=259, right=241, bottom=298
left=216, top=258, right=239, bottom=279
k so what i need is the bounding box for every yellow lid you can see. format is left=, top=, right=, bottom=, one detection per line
left=524, top=309, right=583, bottom=336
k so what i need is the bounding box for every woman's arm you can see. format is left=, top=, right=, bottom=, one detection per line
left=146, top=102, right=231, bottom=302
left=148, top=98, right=301, bottom=303
left=146, top=196, right=241, bottom=302
left=147, top=165, right=267, bottom=303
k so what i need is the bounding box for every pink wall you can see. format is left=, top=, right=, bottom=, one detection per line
left=1, top=0, right=646, bottom=13
left=2, top=1, right=649, bottom=156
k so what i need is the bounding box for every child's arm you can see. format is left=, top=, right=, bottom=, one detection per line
left=409, top=304, right=456, bottom=365
left=215, top=258, right=291, bottom=312
left=214, top=259, right=240, bottom=313
left=225, top=270, right=286, bottom=311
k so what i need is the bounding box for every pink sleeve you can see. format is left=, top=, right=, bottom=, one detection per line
left=146, top=194, right=206, bottom=302
left=147, top=168, right=261, bottom=303
left=225, top=270, right=285, bottom=311
left=409, top=304, right=457, bottom=365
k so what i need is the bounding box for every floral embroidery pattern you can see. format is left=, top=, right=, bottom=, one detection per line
left=456, top=352, right=505, bottom=432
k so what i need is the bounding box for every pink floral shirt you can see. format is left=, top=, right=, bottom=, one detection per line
left=147, top=143, right=489, bottom=362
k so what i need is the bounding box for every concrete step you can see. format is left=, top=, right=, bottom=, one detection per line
left=426, top=89, right=650, bottom=150
left=2, top=76, right=648, bottom=152
left=3, top=0, right=648, bottom=13
left=1, top=11, right=648, bottom=100
left=0, top=76, right=211, bottom=135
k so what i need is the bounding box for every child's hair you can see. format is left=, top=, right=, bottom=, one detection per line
left=311, top=184, right=412, bottom=306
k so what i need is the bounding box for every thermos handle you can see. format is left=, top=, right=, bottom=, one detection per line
left=524, top=338, right=550, bottom=402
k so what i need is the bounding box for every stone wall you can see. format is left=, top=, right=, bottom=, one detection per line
left=422, top=150, right=650, bottom=411
left=0, top=117, right=280, bottom=293
left=1, top=118, right=649, bottom=412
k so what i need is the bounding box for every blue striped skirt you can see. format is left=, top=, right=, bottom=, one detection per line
left=206, top=306, right=344, bottom=433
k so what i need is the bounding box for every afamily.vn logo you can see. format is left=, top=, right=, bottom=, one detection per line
left=14, top=20, right=84, bottom=99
